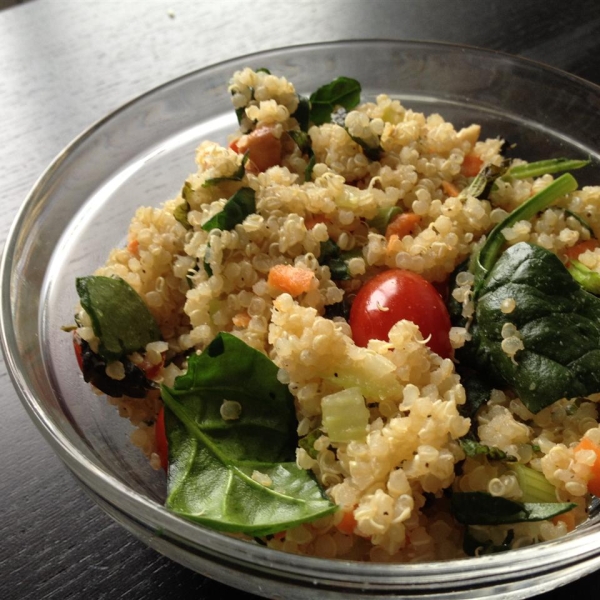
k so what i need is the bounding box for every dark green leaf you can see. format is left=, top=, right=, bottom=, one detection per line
left=457, top=370, right=493, bottom=422
left=318, top=239, right=361, bottom=281
left=473, top=173, right=578, bottom=296
left=256, top=67, right=271, bottom=74
left=76, top=276, right=162, bottom=361
left=569, top=259, right=600, bottom=294
left=464, top=242, right=600, bottom=412
left=235, top=105, right=246, bottom=126
left=460, top=438, right=516, bottom=461
left=162, top=333, right=336, bottom=535
left=451, top=491, right=576, bottom=525
left=77, top=337, right=155, bottom=398
left=299, top=429, right=323, bottom=460
left=309, top=77, right=361, bottom=126
left=305, top=154, right=316, bottom=182
left=201, top=187, right=256, bottom=232
left=288, top=130, right=311, bottom=154
left=292, top=96, right=311, bottom=132
left=347, top=131, right=383, bottom=161
left=202, top=153, right=249, bottom=187
left=203, top=244, right=213, bottom=277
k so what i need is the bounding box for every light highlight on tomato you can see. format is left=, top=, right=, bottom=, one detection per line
left=349, top=269, right=452, bottom=358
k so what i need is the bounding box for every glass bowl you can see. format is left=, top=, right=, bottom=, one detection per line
left=3, top=40, right=600, bottom=600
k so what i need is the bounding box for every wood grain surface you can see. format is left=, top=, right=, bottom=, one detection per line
left=2, top=1, right=600, bottom=598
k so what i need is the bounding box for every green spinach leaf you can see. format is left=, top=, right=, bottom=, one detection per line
left=347, top=131, right=383, bottom=161
left=463, top=242, right=600, bottom=413
left=318, top=239, right=361, bottom=280
left=292, top=97, right=311, bottom=132
left=309, top=77, right=361, bottom=126
left=451, top=491, right=575, bottom=525
left=76, top=276, right=162, bottom=361
left=201, top=187, right=256, bottom=232
left=162, top=333, right=336, bottom=535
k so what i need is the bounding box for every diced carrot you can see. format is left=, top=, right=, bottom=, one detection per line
left=461, top=153, right=484, bottom=177
left=574, top=437, right=600, bottom=497
left=336, top=510, right=357, bottom=535
left=304, top=214, right=328, bottom=230
left=563, top=239, right=599, bottom=264
left=237, top=126, right=282, bottom=172
left=232, top=312, right=251, bottom=328
left=127, top=239, right=139, bottom=256
left=385, top=212, right=421, bottom=239
left=552, top=510, right=576, bottom=532
left=229, top=139, right=240, bottom=153
left=441, top=181, right=460, bottom=197
left=268, top=264, right=314, bottom=297
left=273, top=531, right=286, bottom=541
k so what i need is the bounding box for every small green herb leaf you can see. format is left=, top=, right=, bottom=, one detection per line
left=460, top=438, right=516, bottom=461
left=162, top=333, right=336, bottom=535
left=347, top=131, right=383, bottom=161
left=76, top=276, right=162, bottom=361
left=299, top=429, right=323, bottom=459
left=451, top=491, right=575, bottom=525
left=202, top=153, right=249, bottom=187
left=318, top=239, right=361, bottom=280
left=292, top=96, right=311, bottom=132
left=309, top=77, right=361, bottom=126
left=201, top=187, right=256, bottom=232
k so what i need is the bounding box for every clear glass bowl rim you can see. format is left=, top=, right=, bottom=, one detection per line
left=3, top=38, right=600, bottom=594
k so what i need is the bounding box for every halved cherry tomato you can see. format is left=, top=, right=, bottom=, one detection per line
left=349, top=269, right=453, bottom=359
left=73, top=332, right=84, bottom=372
left=156, top=406, right=168, bottom=471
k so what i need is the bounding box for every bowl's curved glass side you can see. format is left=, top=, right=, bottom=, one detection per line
left=3, top=40, right=600, bottom=600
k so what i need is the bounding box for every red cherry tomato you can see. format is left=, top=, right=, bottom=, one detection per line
left=73, top=332, right=84, bottom=372
left=349, top=269, right=453, bottom=359
left=155, top=407, right=168, bottom=471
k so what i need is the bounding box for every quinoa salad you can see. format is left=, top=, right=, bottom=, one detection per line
left=71, top=68, right=600, bottom=562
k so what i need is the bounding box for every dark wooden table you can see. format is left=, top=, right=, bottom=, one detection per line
left=2, top=1, right=600, bottom=598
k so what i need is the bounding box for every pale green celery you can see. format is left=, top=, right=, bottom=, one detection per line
left=569, top=259, right=600, bottom=294
left=504, top=158, right=590, bottom=180
left=473, top=173, right=578, bottom=295
left=321, top=387, right=370, bottom=443
left=326, top=351, right=403, bottom=402
left=510, top=463, right=558, bottom=503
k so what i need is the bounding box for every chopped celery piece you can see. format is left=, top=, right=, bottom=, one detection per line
left=321, top=387, right=369, bottom=443
left=569, top=259, right=600, bottom=294
left=510, top=463, right=557, bottom=503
